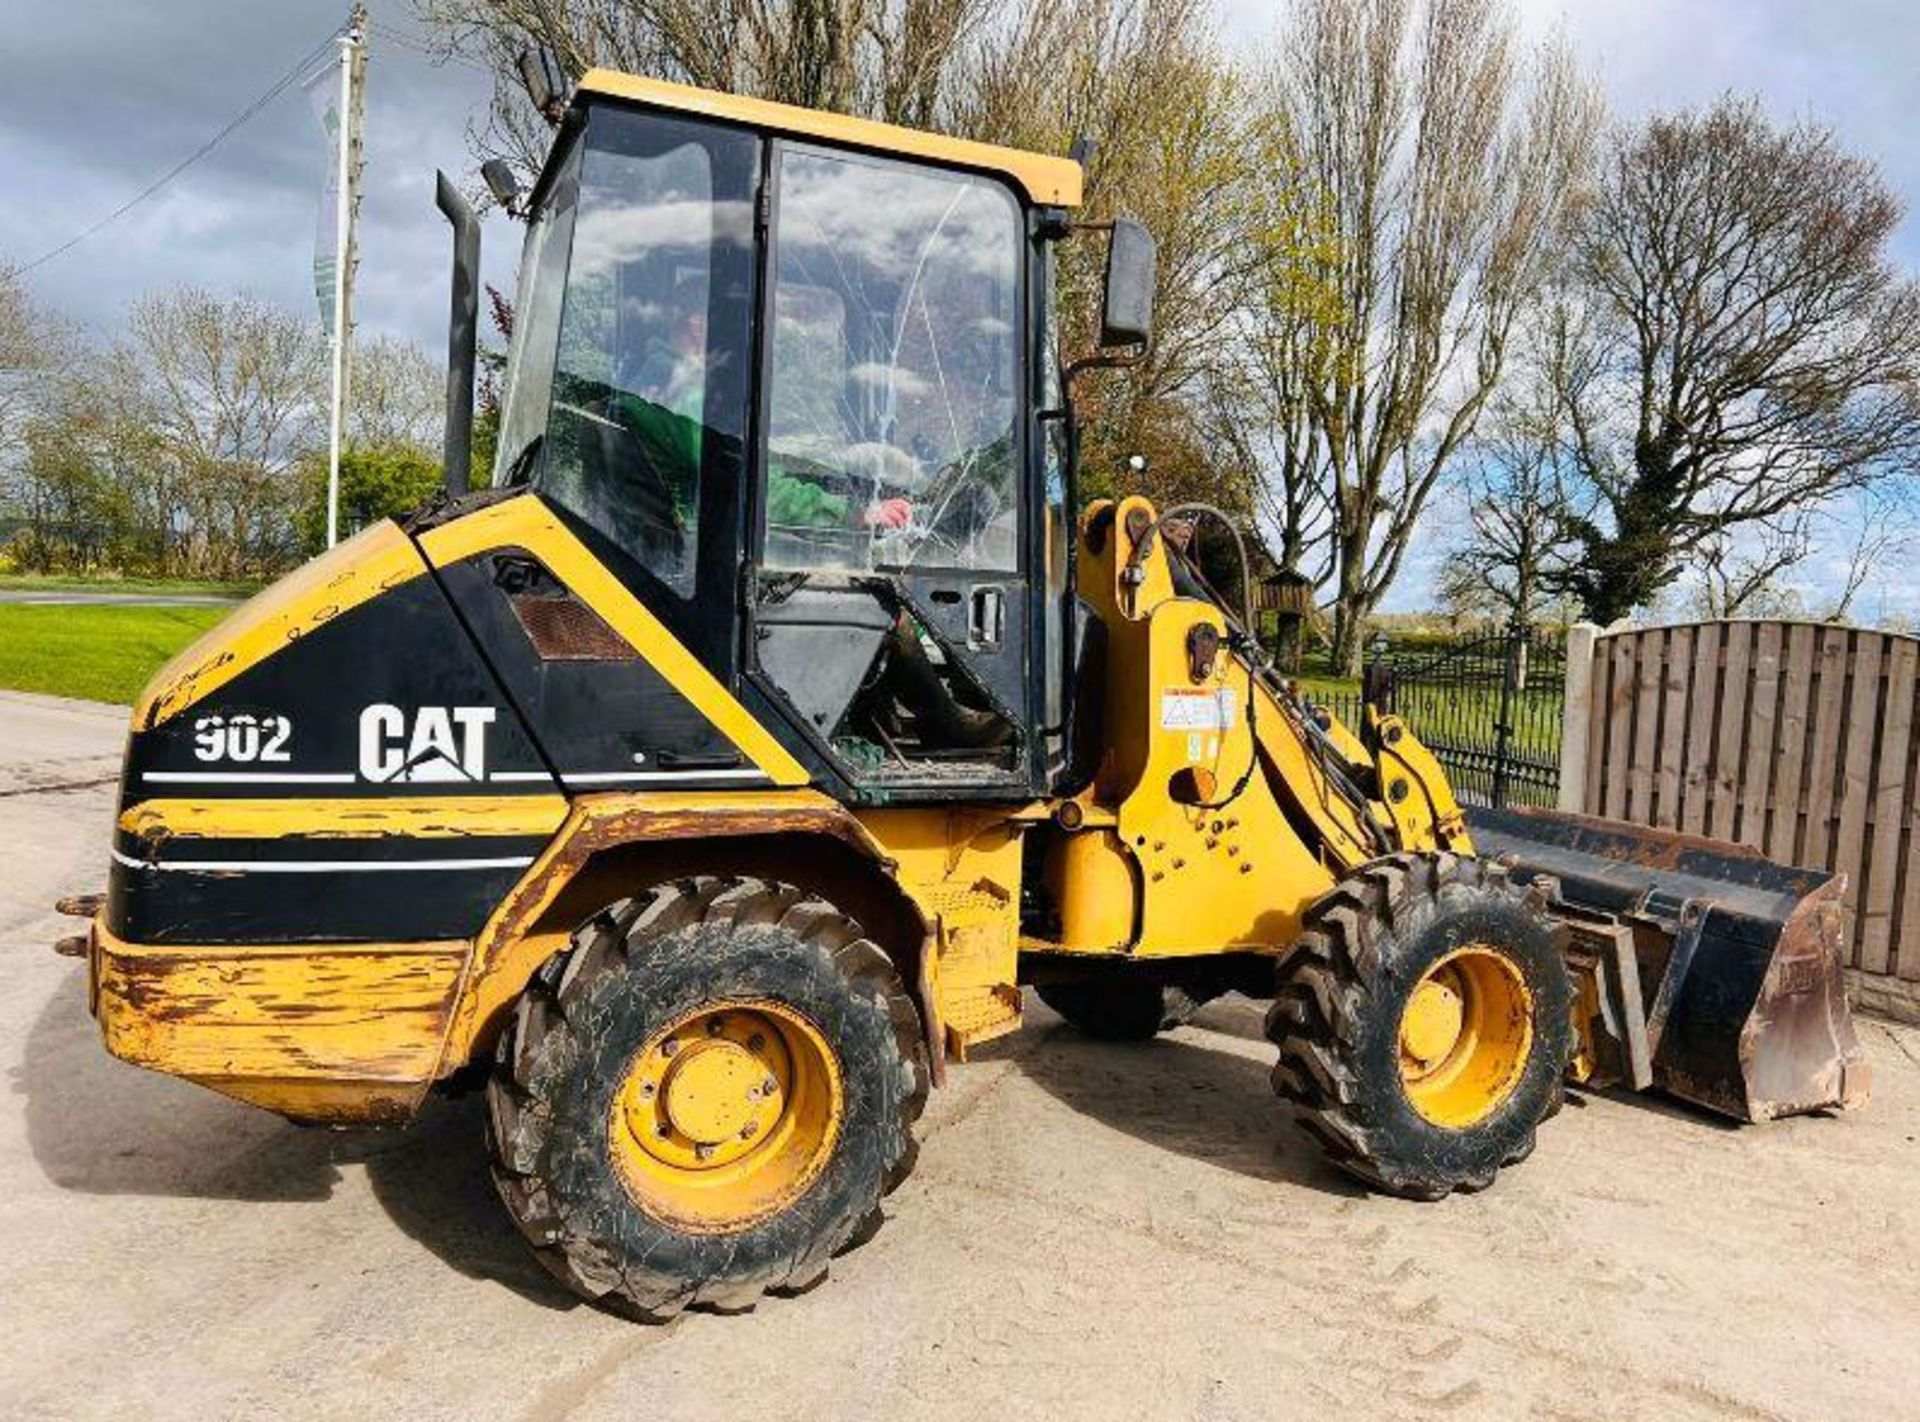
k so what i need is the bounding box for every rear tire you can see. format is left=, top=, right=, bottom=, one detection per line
left=485, top=876, right=928, bottom=1319
left=1036, top=980, right=1205, bottom=1040
left=1266, top=853, right=1572, bottom=1200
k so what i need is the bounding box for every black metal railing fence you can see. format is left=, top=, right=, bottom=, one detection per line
left=1311, top=623, right=1566, bottom=809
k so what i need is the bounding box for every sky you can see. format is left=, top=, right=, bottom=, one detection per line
left=3, top=1, right=1917, bottom=617
left=0, top=3, right=507, bottom=350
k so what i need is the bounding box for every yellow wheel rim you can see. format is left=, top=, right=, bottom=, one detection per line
left=610, top=1001, right=842, bottom=1233
left=1398, top=946, right=1533, bottom=1129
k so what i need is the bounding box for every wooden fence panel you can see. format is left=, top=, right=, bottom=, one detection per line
left=1574, top=621, right=1920, bottom=983
left=1602, top=635, right=1636, bottom=820
left=1710, top=622, right=1750, bottom=843
left=1771, top=624, right=1816, bottom=864
left=1656, top=625, right=1691, bottom=829
left=1682, top=622, right=1719, bottom=835
left=1740, top=623, right=1782, bottom=850
left=1800, top=626, right=1848, bottom=868
left=1628, top=632, right=1662, bottom=824
left=1860, top=639, right=1914, bottom=975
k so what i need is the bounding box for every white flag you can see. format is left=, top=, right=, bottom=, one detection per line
left=304, top=61, right=342, bottom=334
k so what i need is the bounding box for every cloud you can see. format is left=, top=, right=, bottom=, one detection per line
left=0, top=1, right=509, bottom=349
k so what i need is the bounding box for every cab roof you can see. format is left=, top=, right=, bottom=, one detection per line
left=574, top=69, right=1084, bottom=208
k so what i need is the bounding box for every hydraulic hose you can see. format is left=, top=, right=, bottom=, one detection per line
left=1123, top=502, right=1389, bottom=845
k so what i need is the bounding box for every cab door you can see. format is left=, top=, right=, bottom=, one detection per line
left=746, top=141, right=1034, bottom=795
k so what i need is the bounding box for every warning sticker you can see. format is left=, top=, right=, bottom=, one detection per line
left=1160, top=687, right=1238, bottom=732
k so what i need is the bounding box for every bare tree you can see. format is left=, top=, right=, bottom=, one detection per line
left=1204, top=91, right=1339, bottom=583
left=1558, top=96, right=1920, bottom=624
left=1269, top=0, right=1598, bottom=673
left=125, top=289, right=326, bottom=578
left=990, top=10, right=1275, bottom=512
left=1689, top=512, right=1814, bottom=620
left=1827, top=485, right=1920, bottom=623
left=0, top=266, right=74, bottom=455
left=348, top=333, right=445, bottom=453
left=1437, top=294, right=1585, bottom=625
left=417, top=0, right=1001, bottom=173
left=1441, top=454, right=1568, bottom=626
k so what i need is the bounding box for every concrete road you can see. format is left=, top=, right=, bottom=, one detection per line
left=5, top=690, right=1918, bottom=1422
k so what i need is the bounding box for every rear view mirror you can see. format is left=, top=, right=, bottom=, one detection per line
left=1099, top=216, right=1156, bottom=349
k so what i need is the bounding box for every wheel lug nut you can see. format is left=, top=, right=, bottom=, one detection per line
left=740, top=1121, right=758, bottom=1141
left=762, top=1076, right=778, bottom=1095
left=661, top=1038, right=679, bottom=1057
left=639, top=1082, right=656, bottom=1099
left=695, top=1143, right=715, bottom=1161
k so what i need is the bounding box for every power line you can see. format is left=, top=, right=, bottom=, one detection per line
left=15, top=25, right=346, bottom=276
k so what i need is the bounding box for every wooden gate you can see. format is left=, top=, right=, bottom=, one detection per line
left=1558, top=620, right=1920, bottom=1003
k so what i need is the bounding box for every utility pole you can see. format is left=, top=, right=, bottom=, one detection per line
left=323, top=4, right=368, bottom=548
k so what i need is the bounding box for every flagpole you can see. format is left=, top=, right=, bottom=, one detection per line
left=325, top=8, right=366, bottom=549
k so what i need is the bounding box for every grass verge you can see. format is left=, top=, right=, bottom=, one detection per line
left=0, top=605, right=228, bottom=705
left=0, top=573, right=261, bottom=598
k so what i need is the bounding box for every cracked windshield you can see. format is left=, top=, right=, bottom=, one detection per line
left=764, top=148, right=1021, bottom=573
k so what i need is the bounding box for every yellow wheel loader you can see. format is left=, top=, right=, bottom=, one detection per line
left=58, top=69, right=1869, bottom=1318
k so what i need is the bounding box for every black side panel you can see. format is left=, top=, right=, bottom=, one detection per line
left=437, top=547, right=751, bottom=786
left=110, top=572, right=557, bottom=945
left=109, top=846, right=541, bottom=945
left=755, top=583, right=892, bottom=736
left=118, top=574, right=552, bottom=798
left=896, top=569, right=1029, bottom=722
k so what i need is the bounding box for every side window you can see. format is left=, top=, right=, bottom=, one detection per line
left=764, top=146, right=1022, bottom=574
left=532, top=114, right=757, bottom=601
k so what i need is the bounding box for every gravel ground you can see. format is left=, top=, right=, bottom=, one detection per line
left=4, top=689, right=1917, bottom=1422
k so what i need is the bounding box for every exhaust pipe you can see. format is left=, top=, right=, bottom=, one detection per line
left=435, top=170, right=481, bottom=498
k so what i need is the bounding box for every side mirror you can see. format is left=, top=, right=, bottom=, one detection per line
left=1099, top=216, right=1156, bottom=349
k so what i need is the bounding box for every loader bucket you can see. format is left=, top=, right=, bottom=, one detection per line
left=1466, top=806, right=1871, bottom=1122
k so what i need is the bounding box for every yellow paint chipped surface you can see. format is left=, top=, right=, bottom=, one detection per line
left=131, top=521, right=427, bottom=730
left=118, top=795, right=570, bottom=842
left=93, top=925, right=466, bottom=1123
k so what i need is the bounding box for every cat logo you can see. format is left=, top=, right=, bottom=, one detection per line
left=359, top=704, right=497, bottom=784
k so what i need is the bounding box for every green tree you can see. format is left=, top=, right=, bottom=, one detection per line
left=297, top=443, right=445, bottom=554
left=1556, top=97, right=1920, bottom=623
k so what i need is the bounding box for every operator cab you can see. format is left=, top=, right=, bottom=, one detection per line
left=483, top=72, right=1149, bottom=803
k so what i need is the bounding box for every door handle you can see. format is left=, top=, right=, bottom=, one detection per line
left=969, top=586, right=1005, bottom=650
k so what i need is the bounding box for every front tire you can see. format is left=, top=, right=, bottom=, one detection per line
left=1266, top=853, right=1572, bottom=1200
left=485, top=876, right=928, bottom=1319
